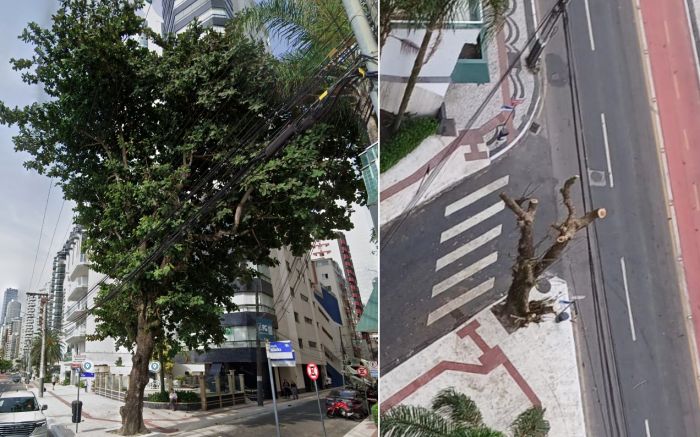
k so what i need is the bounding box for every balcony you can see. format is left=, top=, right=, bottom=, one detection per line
left=69, top=254, right=89, bottom=281
left=64, top=324, right=86, bottom=343
left=66, top=276, right=89, bottom=301
left=66, top=300, right=88, bottom=322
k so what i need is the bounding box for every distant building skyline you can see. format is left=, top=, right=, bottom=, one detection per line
left=0, top=288, right=18, bottom=325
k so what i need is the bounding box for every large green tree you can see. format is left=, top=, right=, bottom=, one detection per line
left=1, top=0, right=364, bottom=434
left=382, top=0, right=509, bottom=134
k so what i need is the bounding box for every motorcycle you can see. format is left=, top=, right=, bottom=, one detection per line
left=326, top=400, right=365, bottom=421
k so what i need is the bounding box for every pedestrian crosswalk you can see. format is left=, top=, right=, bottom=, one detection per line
left=427, top=175, right=510, bottom=326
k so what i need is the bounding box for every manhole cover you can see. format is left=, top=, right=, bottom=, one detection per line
left=529, top=122, right=541, bottom=134
left=588, top=169, right=607, bottom=187
left=535, top=278, right=552, bottom=294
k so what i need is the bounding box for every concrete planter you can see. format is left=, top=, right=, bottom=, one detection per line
left=143, top=400, right=201, bottom=411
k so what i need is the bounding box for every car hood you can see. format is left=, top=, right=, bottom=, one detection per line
left=0, top=411, right=45, bottom=423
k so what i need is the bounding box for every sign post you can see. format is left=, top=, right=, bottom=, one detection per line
left=306, top=363, right=327, bottom=437
left=266, top=341, right=294, bottom=437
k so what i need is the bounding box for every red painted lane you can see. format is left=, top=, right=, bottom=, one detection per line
left=640, top=0, right=700, bottom=359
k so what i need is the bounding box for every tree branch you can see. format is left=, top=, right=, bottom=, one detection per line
left=560, top=175, right=579, bottom=221
left=234, top=187, right=254, bottom=233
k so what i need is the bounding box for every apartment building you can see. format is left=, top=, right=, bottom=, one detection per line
left=19, top=292, right=48, bottom=363
left=2, top=317, right=22, bottom=362
left=161, top=0, right=254, bottom=35
left=0, top=288, right=18, bottom=326
left=59, top=228, right=132, bottom=383
left=178, top=247, right=352, bottom=399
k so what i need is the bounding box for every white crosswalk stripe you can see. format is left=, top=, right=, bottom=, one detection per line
left=427, top=175, right=511, bottom=327
left=427, top=278, right=495, bottom=325
left=440, top=201, right=504, bottom=243
left=444, top=175, right=509, bottom=217
left=432, top=252, right=498, bottom=297
left=435, top=225, right=502, bottom=271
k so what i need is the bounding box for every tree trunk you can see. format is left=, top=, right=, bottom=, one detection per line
left=390, top=26, right=434, bottom=134
left=159, top=349, right=165, bottom=396
left=120, top=303, right=156, bottom=435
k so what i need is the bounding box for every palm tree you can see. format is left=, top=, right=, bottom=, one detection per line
left=30, top=330, right=64, bottom=370
left=381, top=387, right=550, bottom=437
left=381, top=388, right=504, bottom=436
left=383, top=0, right=509, bottom=134
left=237, top=0, right=376, bottom=141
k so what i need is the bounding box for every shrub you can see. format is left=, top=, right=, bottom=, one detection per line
left=146, top=390, right=199, bottom=403
left=380, top=117, right=438, bottom=172
left=511, top=406, right=550, bottom=437
left=372, top=403, right=378, bottom=424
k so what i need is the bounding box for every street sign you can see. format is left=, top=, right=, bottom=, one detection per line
left=270, top=352, right=296, bottom=368
left=70, top=363, right=82, bottom=369
left=80, top=360, right=93, bottom=373
left=357, top=366, right=368, bottom=378
left=80, top=372, right=94, bottom=378
left=257, top=317, right=274, bottom=341
left=148, top=361, right=161, bottom=373
left=268, top=341, right=294, bottom=360
left=306, top=363, right=319, bottom=381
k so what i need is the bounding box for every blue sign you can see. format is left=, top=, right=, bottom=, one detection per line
left=257, top=317, right=274, bottom=341
left=268, top=341, right=294, bottom=360
left=270, top=352, right=296, bottom=368
left=80, top=372, right=95, bottom=378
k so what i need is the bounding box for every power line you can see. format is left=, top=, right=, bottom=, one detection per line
left=28, top=181, right=53, bottom=293
left=36, top=199, right=67, bottom=293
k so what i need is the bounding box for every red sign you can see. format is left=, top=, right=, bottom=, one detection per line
left=306, top=363, right=319, bottom=381
left=357, top=366, right=368, bottom=378
left=70, top=363, right=82, bottom=369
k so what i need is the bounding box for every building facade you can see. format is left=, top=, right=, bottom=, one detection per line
left=19, top=292, right=48, bottom=364
left=59, top=229, right=132, bottom=383
left=47, top=229, right=77, bottom=333
left=0, top=288, right=18, bottom=326
left=161, top=0, right=254, bottom=35
left=179, top=247, right=352, bottom=399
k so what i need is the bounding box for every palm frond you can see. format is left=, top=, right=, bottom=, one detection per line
left=465, top=427, right=506, bottom=437
left=381, top=405, right=468, bottom=437
left=510, top=406, right=550, bottom=437
left=432, top=388, right=483, bottom=428
left=478, top=0, right=510, bottom=42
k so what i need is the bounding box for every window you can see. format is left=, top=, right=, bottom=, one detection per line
left=294, top=312, right=299, bottom=323
left=323, top=273, right=329, bottom=279
left=290, top=286, right=295, bottom=297
left=300, top=294, right=309, bottom=302
left=319, top=310, right=330, bottom=323
left=322, top=327, right=333, bottom=340
left=298, top=338, right=303, bottom=349
left=304, top=317, right=312, bottom=324
left=286, top=261, right=291, bottom=272
left=309, top=341, right=317, bottom=348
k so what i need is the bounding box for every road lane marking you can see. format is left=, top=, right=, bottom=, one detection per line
left=600, top=113, right=615, bottom=188
left=435, top=226, right=502, bottom=271
left=694, top=183, right=699, bottom=210
left=584, top=0, right=596, bottom=50
left=445, top=176, right=509, bottom=217
left=621, top=257, right=637, bottom=342
left=645, top=419, right=651, bottom=437
left=432, top=252, right=498, bottom=297
left=673, top=75, right=681, bottom=99
left=440, top=202, right=504, bottom=242
left=427, top=278, right=495, bottom=325
left=684, top=129, right=690, bottom=150
left=664, top=20, right=671, bottom=44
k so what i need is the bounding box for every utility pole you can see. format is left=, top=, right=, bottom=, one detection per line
left=38, top=297, right=47, bottom=398
left=255, top=278, right=264, bottom=406
left=341, top=0, right=379, bottom=115
left=526, top=0, right=569, bottom=71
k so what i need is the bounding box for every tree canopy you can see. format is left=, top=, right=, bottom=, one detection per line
left=0, top=0, right=365, bottom=432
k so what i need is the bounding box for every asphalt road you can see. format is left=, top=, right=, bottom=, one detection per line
left=177, top=397, right=360, bottom=437
left=538, top=0, right=700, bottom=435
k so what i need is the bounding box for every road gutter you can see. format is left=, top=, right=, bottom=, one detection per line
left=629, top=0, right=700, bottom=407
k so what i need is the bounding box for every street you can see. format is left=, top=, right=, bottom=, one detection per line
left=173, top=397, right=361, bottom=437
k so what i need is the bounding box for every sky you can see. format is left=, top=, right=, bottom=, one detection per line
left=0, top=1, right=377, bottom=307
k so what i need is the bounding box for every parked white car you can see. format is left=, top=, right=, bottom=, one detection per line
left=0, top=390, right=48, bottom=436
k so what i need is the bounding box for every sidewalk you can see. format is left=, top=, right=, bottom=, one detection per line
left=380, top=0, right=541, bottom=226
left=30, top=381, right=331, bottom=436
left=380, top=276, right=585, bottom=435
left=343, top=418, right=377, bottom=437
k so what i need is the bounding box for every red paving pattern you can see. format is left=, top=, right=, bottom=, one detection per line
left=640, top=0, right=700, bottom=361
left=381, top=320, right=540, bottom=412
left=380, top=28, right=519, bottom=202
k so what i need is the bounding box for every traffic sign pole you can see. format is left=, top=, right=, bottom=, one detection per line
left=266, top=355, right=281, bottom=437
left=76, top=369, right=81, bottom=433
left=314, top=379, right=327, bottom=437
